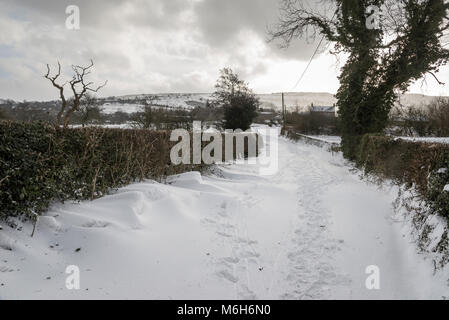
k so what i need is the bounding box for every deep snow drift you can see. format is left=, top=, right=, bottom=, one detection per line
left=1, top=136, right=448, bottom=299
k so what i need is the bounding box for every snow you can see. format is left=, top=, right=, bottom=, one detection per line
left=1, top=133, right=448, bottom=299
left=444, top=184, right=449, bottom=192
left=69, top=123, right=134, bottom=129
left=397, top=137, right=449, bottom=144
left=154, top=94, right=211, bottom=109
left=307, top=135, right=342, bottom=145
left=100, top=103, right=144, bottom=115
left=100, top=94, right=212, bottom=114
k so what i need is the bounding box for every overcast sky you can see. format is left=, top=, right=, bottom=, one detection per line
left=0, top=0, right=448, bottom=101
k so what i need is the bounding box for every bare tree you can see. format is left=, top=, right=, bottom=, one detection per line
left=44, top=59, right=107, bottom=128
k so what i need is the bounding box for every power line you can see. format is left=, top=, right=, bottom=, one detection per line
left=290, top=34, right=326, bottom=91
left=289, top=10, right=338, bottom=92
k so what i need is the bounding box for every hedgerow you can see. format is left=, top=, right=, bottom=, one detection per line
left=0, top=121, right=207, bottom=220
left=356, top=134, right=449, bottom=219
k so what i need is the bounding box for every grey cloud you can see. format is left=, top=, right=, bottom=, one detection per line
left=194, top=0, right=320, bottom=60
left=0, top=0, right=329, bottom=100
left=4, top=0, right=194, bottom=31
left=6, top=0, right=318, bottom=60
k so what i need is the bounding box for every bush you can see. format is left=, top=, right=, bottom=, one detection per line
left=427, top=98, right=449, bottom=137
left=213, top=68, right=258, bottom=131
left=286, top=110, right=339, bottom=136
left=223, top=95, right=258, bottom=131
left=72, top=94, right=103, bottom=127
left=427, top=155, right=449, bottom=218
left=341, top=134, right=363, bottom=161
left=132, top=106, right=193, bottom=130
left=355, top=134, right=449, bottom=218
left=0, top=109, right=9, bottom=120
left=0, top=121, right=207, bottom=220
left=389, top=98, right=449, bottom=137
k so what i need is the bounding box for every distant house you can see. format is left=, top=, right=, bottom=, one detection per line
left=310, top=103, right=337, bottom=118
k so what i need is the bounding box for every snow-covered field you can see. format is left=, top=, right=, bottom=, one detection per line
left=97, top=92, right=447, bottom=114
left=100, top=103, right=144, bottom=115
left=100, top=93, right=212, bottom=114
left=1, top=135, right=448, bottom=299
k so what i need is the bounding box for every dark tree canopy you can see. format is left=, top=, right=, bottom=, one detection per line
left=223, top=95, right=259, bottom=131
left=271, top=0, right=449, bottom=158
left=213, top=68, right=259, bottom=131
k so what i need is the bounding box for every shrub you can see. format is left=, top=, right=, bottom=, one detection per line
left=389, top=98, right=449, bottom=137
left=427, top=155, right=449, bottom=218
left=223, top=95, right=258, bottom=131
left=0, top=121, right=260, bottom=220
left=212, top=68, right=259, bottom=131
left=132, top=106, right=193, bottom=130
left=427, top=98, right=449, bottom=137
left=0, top=121, right=207, bottom=220
left=356, top=134, right=449, bottom=218
left=0, top=109, right=9, bottom=120
left=286, top=110, right=339, bottom=136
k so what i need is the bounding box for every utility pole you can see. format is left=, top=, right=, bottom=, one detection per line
left=281, top=92, right=286, bottom=134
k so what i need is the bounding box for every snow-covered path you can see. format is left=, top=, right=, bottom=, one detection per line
left=1, top=136, right=447, bottom=299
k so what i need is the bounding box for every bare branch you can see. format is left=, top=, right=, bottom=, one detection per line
left=44, top=59, right=107, bottom=128
left=87, top=80, right=108, bottom=93
left=428, top=71, right=446, bottom=85
left=268, top=0, right=339, bottom=48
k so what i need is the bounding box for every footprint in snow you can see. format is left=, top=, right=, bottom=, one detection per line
left=216, top=231, right=232, bottom=238
left=221, top=257, right=240, bottom=264
left=201, top=218, right=217, bottom=224
left=239, top=251, right=260, bottom=259
left=235, top=237, right=258, bottom=245
left=217, top=211, right=228, bottom=218
left=0, top=265, right=14, bottom=273
left=238, top=284, right=257, bottom=300
left=82, top=220, right=110, bottom=228
left=217, top=270, right=239, bottom=283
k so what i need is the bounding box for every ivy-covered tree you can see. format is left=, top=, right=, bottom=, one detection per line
left=271, top=0, right=449, bottom=158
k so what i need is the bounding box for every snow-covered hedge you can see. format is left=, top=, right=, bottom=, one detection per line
left=357, top=134, right=449, bottom=219
left=0, top=121, right=209, bottom=220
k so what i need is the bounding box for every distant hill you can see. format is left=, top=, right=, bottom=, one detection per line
left=102, top=92, right=444, bottom=113
left=257, top=92, right=446, bottom=111
left=1, top=92, right=445, bottom=115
